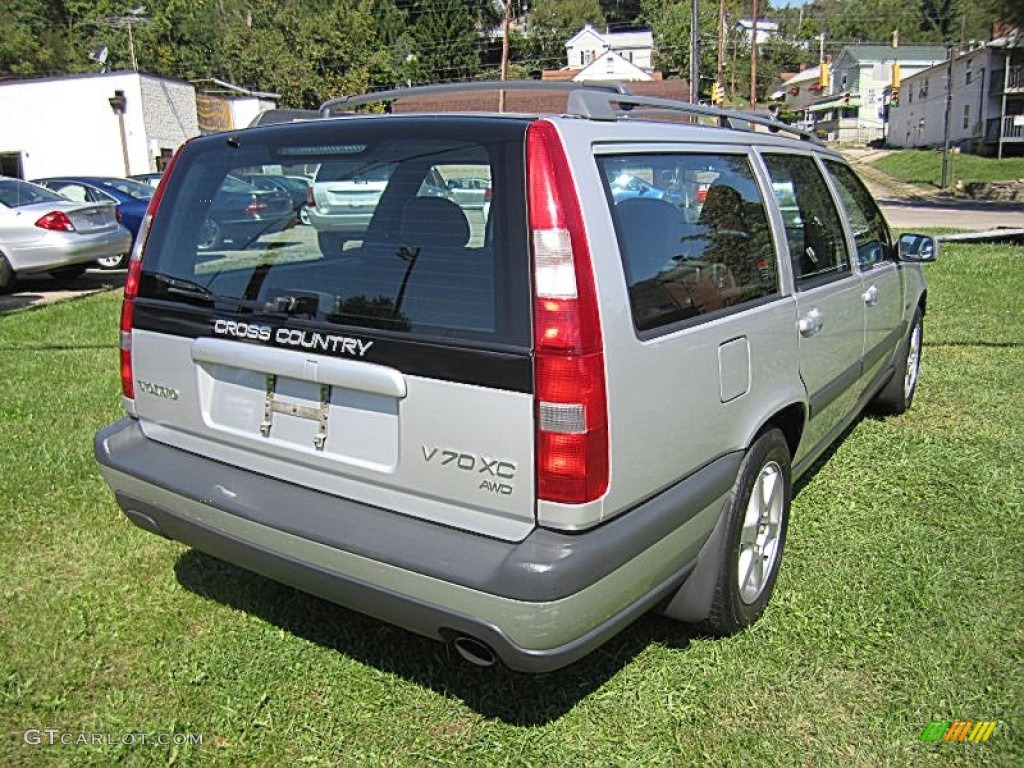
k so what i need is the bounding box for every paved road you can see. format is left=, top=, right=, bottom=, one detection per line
left=878, top=196, right=1024, bottom=230
left=0, top=268, right=125, bottom=314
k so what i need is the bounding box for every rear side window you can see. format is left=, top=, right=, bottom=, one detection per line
left=138, top=119, right=530, bottom=347
left=601, top=153, right=779, bottom=333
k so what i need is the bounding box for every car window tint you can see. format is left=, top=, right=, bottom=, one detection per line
left=601, top=153, right=779, bottom=333
left=137, top=124, right=529, bottom=347
left=823, top=160, right=893, bottom=269
left=762, top=154, right=852, bottom=289
left=100, top=178, right=154, bottom=200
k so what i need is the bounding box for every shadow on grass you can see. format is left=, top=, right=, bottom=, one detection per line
left=173, top=549, right=700, bottom=725
left=170, top=415, right=851, bottom=724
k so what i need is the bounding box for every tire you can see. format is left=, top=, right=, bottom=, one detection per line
left=299, top=206, right=311, bottom=226
left=95, top=252, right=129, bottom=270
left=701, top=428, right=792, bottom=636
left=49, top=264, right=88, bottom=280
left=870, top=307, right=923, bottom=415
left=0, top=252, right=15, bottom=294
left=196, top=218, right=222, bottom=251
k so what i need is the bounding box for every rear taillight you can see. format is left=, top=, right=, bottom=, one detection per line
left=483, top=186, right=492, bottom=203
left=245, top=198, right=269, bottom=216
left=115, top=207, right=123, bottom=223
left=306, top=186, right=315, bottom=207
left=34, top=211, right=75, bottom=232
left=527, top=120, right=608, bottom=505
left=121, top=148, right=185, bottom=402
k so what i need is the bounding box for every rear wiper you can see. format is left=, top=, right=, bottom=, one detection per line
left=151, top=273, right=259, bottom=312
left=151, top=273, right=321, bottom=317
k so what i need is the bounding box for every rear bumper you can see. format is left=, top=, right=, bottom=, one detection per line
left=7, top=227, right=132, bottom=273
left=94, top=419, right=736, bottom=672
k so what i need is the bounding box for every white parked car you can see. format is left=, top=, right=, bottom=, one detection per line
left=0, top=176, right=132, bottom=292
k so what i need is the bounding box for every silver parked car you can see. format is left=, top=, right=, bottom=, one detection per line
left=0, top=176, right=132, bottom=292
left=94, top=83, right=936, bottom=672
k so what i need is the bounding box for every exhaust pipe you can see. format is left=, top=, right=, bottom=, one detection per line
left=452, top=635, right=497, bottom=668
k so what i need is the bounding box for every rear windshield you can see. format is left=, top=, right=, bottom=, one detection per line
left=138, top=117, right=530, bottom=347
left=0, top=178, right=64, bottom=208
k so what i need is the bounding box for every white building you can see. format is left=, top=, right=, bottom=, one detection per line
left=735, top=19, right=779, bottom=46
left=0, top=71, right=198, bottom=179
left=888, top=31, right=1024, bottom=157
left=565, top=25, right=654, bottom=72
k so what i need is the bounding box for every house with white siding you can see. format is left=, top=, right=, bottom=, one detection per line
left=807, top=45, right=947, bottom=143
left=564, top=25, right=654, bottom=74
left=887, top=30, right=1024, bottom=157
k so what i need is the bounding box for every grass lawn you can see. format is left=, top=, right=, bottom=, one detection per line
left=1, top=243, right=1022, bottom=766
left=873, top=150, right=1024, bottom=190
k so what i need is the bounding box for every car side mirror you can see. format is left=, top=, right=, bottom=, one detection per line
left=897, top=233, right=938, bottom=262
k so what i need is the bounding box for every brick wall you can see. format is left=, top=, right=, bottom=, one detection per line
left=391, top=80, right=690, bottom=115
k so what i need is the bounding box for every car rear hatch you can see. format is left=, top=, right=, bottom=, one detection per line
left=123, top=117, right=546, bottom=541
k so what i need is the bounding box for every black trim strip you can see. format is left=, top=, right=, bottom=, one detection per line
left=807, top=359, right=861, bottom=419
left=863, top=326, right=903, bottom=371
left=132, top=301, right=534, bottom=393
left=794, top=358, right=896, bottom=480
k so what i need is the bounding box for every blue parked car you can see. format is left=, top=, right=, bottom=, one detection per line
left=31, top=176, right=155, bottom=269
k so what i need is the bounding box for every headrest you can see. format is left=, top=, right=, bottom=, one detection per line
left=399, top=196, right=470, bottom=249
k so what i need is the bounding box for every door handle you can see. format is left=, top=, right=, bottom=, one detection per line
left=798, top=307, right=823, bottom=337
left=862, top=285, right=879, bottom=306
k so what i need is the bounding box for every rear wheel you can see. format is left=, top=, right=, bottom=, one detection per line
left=870, top=307, right=923, bottom=415
left=0, top=252, right=15, bottom=293
left=701, top=428, right=792, bottom=635
left=95, top=252, right=129, bottom=270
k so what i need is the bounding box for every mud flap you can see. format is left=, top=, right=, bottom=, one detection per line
left=659, top=498, right=730, bottom=622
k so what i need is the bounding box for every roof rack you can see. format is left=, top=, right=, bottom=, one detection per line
left=319, top=80, right=632, bottom=117
left=251, top=80, right=820, bottom=145
left=568, top=90, right=822, bottom=144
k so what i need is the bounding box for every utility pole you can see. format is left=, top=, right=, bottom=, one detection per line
left=499, top=0, right=512, bottom=112
left=717, top=0, right=725, bottom=93
left=941, top=45, right=954, bottom=189
left=690, top=0, right=700, bottom=104
left=750, top=0, right=759, bottom=107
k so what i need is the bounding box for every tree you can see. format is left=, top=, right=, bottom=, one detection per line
left=406, top=0, right=481, bottom=84
left=528, top=0, right=605, bottom=70
left=640, top=0, right=722, bottom=87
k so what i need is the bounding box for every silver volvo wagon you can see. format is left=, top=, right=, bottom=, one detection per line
left=95, top=83, right=937, bottom=672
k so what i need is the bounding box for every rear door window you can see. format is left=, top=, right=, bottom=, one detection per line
left=138, top=119, right=530, bottom=347
left=822, top=160, right=894, bottom=269
left=600, top=152, right=779, bottom=334
left=762, top=153, right=852, bottom=289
